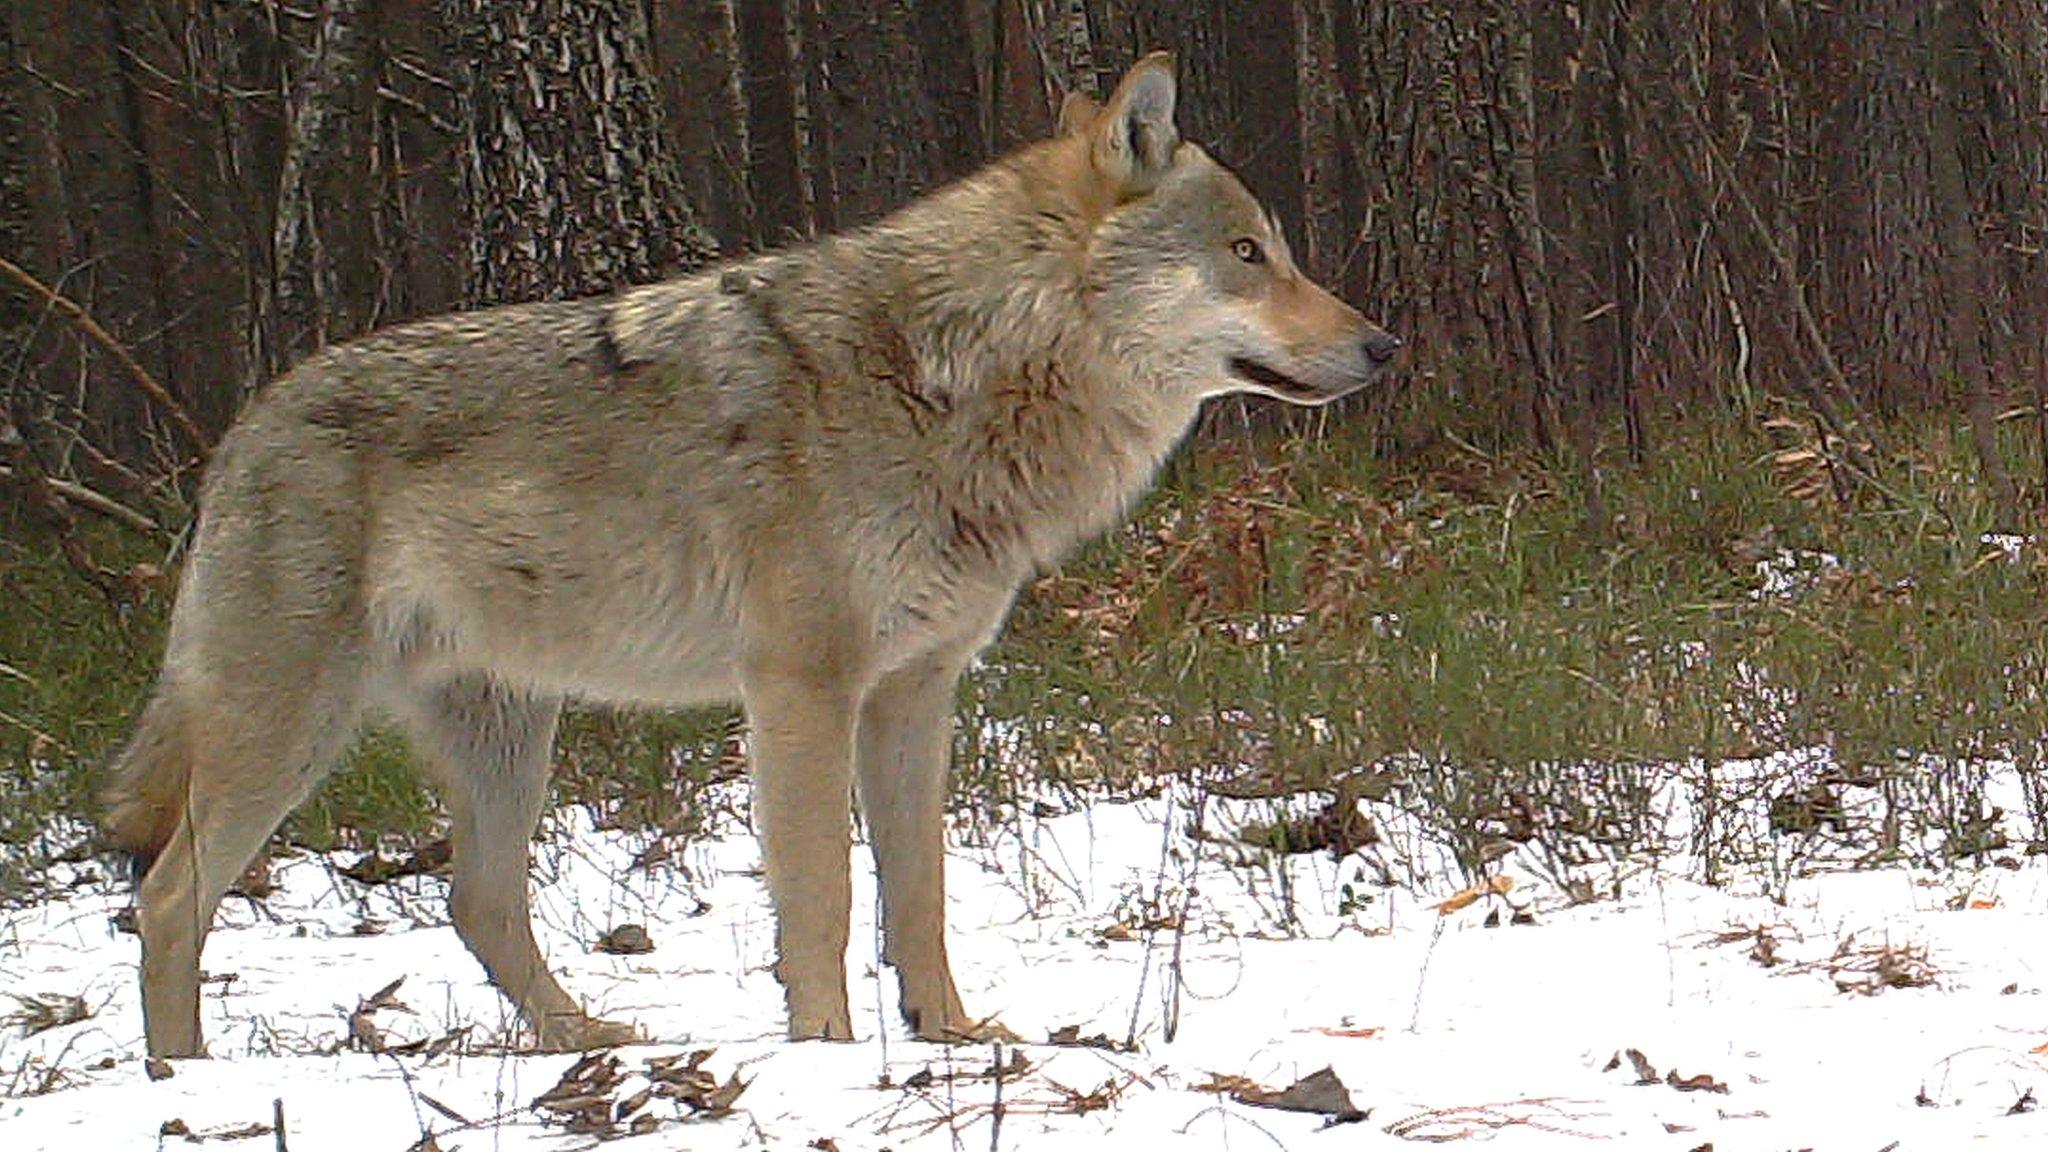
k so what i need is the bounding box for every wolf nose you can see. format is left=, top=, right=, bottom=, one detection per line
left=1363, top=330, right=1402, bottom=364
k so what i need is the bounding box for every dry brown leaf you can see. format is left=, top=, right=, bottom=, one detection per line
left=1200, top=1067, right=1365, bottom=1122
left=1666, top=1069, right=1729, bottom=1094
left=1046, top=1023, right=1124, bottom=1050
left=594, top=924, right=655, bottom=955
left=1438, top=876, right=1515, bottom=915
left=1625, top=1048, right=1659, bottom=1084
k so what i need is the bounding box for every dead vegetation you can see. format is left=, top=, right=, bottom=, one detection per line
left=156, top=1115, right=277, bottom=1144
left=1604, top=1048, right=1730, bottom=1095
left=5, top=992, right=90, bottom=1038
left=872, top=1045, right=1135, bottom=1139
left=1816, top=935, right=1941, bottom=996
left=532, top=1049, right=748, bottom=1139
left=338, top=839, right=452, bottom=886
left=1195, top=1065, right=1368, bottom=1124
left=593, top=923, right=654, bottom=955
left=1380, top=1097, right=1608, bottom=1141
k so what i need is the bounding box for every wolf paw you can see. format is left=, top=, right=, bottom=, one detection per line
left=912, top=1013, right=1022, bottom=1046
left=534, top=1014, right=641, bottom=1052
left=786, top=1008, right=856, bottom=1041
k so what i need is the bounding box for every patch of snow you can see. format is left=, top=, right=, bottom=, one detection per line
left=2, top=767, right=2045, bottom=1150
left=1753, top=548, right=1841, bottom=599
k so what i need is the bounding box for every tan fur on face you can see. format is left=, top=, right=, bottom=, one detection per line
left=1260, top=273, right=1374, bottom=357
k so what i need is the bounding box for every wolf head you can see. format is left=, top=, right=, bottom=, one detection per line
left=1061, top=54, right=1400, bottom=407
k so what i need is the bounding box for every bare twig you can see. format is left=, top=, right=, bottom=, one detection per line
left=0, top=706, right=73, bottom=756
left=0, top=254, right=210, bottom=462
left=1383, top=1097, right=1606, bottom=1141
left=989, top=1041, right=1005, bottom=1152
left=0, top=465, right=159, bottom=534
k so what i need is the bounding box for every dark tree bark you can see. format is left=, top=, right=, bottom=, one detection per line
left=7, top=0, right=2048, bottom=516
left=0, top=3, right=31, bottom=366
left=441, top=0, right=715, bottom=305
left=1294, top=0, right=1342, bottom=276
left=1930, top=0, right=2019, bottom=523
left=272, top=0, right=365, bottom=370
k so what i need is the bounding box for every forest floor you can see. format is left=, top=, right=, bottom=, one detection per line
left=3, top=755, right=2045, bottom=1151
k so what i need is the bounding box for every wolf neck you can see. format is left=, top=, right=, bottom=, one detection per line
left=851, top=167, right=1201, bottom=574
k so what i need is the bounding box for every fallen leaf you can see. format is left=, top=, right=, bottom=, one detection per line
left=647, top=1049, right=748, bottom=1116
left=1194, top=1072, right=1262, bottom=1097
left=1624, top=1048, right=1659, bottom=1084
left=1206, top=1066, right=1366, bottom=1123
left=340, top=839, right=452, bottom=886
left=5, top=992, right=91, bottom=1037
left=1265, top=1067, right=1367, bottom=1121
left=595, top=924, right=655, bottom=955
left=348, top=977, right=412, bottom=1053
left=1437, top=875, right=1514, bottom=915
left=1667, top=1069, right=1729, bottom=1094
left=1047, top=1023, right=1123, bottom=1050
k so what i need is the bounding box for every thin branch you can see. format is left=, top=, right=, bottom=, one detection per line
left=0, top=255, right=211, bottom=462
left=0, top=466, right=160, bottom=534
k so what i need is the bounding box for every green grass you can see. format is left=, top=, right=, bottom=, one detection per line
left=4, top=413, right=2045, bottom=896
left=0, top=523, right=164, bottom=886
left=963, top=415, right=2048, bottom=869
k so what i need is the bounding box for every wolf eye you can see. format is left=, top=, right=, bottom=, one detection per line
left=1231, top=238, right=1266, bottom=264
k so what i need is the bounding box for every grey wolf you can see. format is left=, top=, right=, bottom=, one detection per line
left=102, top=53, right=1399, bottom=1060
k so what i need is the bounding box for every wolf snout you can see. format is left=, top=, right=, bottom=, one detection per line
left=1362, top=328, right=1402, bottom=365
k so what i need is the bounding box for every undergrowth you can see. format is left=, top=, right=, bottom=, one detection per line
left=3, top=413, right=2045, bottom=898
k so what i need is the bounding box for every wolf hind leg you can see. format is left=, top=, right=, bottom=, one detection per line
left=396, top=675, right=635, bottom=1051
left=127, top=674, right=361, bottom=1059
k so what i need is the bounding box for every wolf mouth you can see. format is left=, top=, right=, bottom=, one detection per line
left=1229, top=356, right=1327, bottom=401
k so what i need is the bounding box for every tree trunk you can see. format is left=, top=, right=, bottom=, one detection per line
left=441, top=0, right=714, bottom=305
left=1930, top=0, right=2018, bottom=524
left=273, top=0, right=364, bottom=369
left=1293, top=0, right=1342, bottom=277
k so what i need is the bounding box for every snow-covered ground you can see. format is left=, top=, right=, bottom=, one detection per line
left=3, top=760, right=2046, bottom=1150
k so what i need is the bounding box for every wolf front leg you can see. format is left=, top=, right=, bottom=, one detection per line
left=396, top=676, right=638, bottom=1051
left=855, top=651, right=1015, bottom=1043
left=744, top=665, right=859, bottom=1040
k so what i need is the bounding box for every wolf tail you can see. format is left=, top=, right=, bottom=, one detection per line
left=100, top=695, right=192, bottom=876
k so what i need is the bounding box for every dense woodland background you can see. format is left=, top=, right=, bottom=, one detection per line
left=4, top=2, right=2048, bottom=883
left=4, top=0, right=2045, bottom=528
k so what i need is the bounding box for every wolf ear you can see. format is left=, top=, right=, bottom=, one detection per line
left=1057, top=91, right=1102, bottom=138
left=1093, top=52, right=1179, bottom=196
